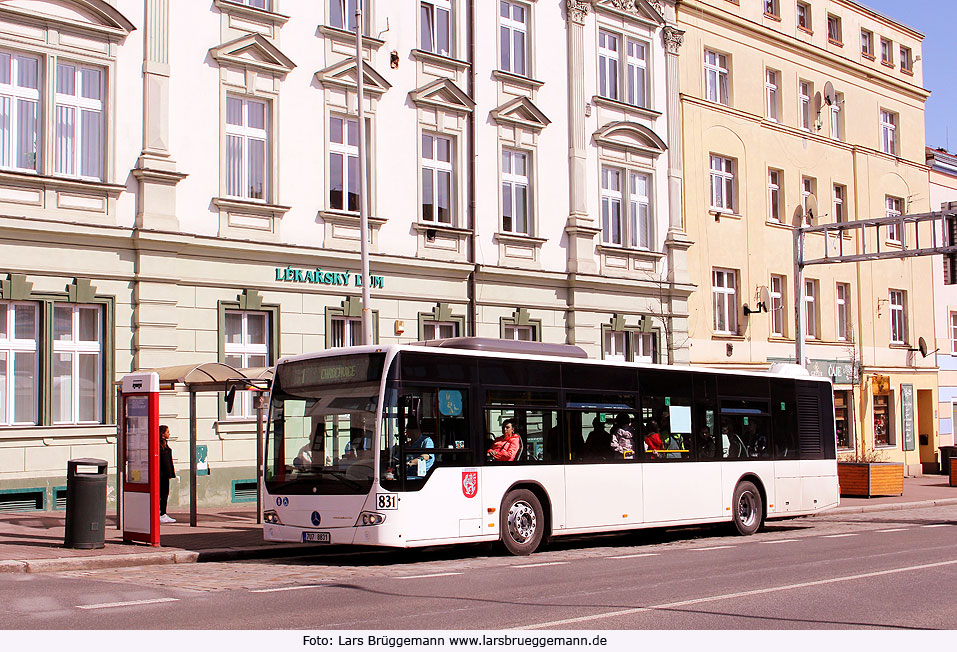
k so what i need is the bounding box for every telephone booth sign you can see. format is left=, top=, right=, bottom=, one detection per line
left=121, top=372, right=160, bottom=546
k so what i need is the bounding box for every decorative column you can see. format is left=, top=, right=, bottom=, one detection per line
left=662, top=22, right=692, bottom=364
left=564, top=0, right=600, bottom=275
left=133, top=0, right=186, bottom=230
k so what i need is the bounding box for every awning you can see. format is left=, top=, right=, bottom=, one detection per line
left=119, top=362, right=274, bottom=392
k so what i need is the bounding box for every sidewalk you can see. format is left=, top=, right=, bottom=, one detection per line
left=1, top=476, right=955, bottom=574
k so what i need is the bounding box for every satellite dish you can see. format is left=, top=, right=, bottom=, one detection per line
left=823, top=81, right=836, bottom=106
left=918, top=336, right=928, bottom=358
left=805, top=194, right=819, bottom=222
left=758, top=285, right=772, bottom=312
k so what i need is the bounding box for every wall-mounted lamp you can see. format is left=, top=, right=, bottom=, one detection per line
left=390, top=50, right=399, bottom=69
left=394, top=320, right=405, bottom=335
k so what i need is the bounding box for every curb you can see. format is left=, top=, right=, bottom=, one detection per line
left=817, top=496, right=957, bottom=515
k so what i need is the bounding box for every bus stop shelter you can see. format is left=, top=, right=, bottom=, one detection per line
left=117, top=363, right=272, bottom=528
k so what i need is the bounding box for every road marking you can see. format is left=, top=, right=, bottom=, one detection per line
left=762, top=539, right=800, bottom=544
left=689, top=545, right=734, bottom=551
left=921, top=524, right=951, bottom=528
left=823, top=533, right=858, bottom=538
left=609, top=553, right=659, bottom=559
left=249, top=584, right=327, bottom=593
left=875, top=528, right=908, bottom=533
left=516, top=558, right=957, bottom=630
left=77, top=598, right=179, bottom=610
left=395, top=572, right=463, bottom=579
left=513, top=561, right=570, bottom=568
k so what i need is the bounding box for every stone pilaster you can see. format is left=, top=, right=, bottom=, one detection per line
left=662, top=24, right=692, bottom=286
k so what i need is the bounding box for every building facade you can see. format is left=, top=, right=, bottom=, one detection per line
left=0, top=0, right=691, bottom=508
left=677, top=0, right=936, bottom=473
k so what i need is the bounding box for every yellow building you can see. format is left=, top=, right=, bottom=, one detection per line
left=677, top=0, right=935, bottom=473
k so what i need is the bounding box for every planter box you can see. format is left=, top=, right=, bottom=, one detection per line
left=951, top=462, right=957, bottom=488
left=838, top=462, right=904, bottom=497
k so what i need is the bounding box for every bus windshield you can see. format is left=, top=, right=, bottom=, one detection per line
left=265, top=353, right=385, bottom=495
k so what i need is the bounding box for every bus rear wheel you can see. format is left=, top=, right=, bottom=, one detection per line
left=731, top=480, right=763, bottom=536
left=501, top=489, right=544, bottom=555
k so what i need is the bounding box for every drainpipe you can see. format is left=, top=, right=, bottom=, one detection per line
left=466, top=0, right=477, bottom=336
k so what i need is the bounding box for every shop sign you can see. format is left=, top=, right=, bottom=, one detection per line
left=804, top=359, right=858, bottom=385
left=274, top=267, right=384, bottom=289
left=901, top=383, right=915, bottom=452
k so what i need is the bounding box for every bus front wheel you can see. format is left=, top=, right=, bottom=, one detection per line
left=501, top=489, right=544, bottom=555
left=731, top=481, right=763, bottom=535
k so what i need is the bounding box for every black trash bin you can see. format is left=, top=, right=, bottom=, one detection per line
left=64, top=458, right=108, bottom=549
left=941, top=446, right=957, bottom=476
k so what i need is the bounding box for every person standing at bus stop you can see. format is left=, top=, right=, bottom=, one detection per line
left=159, top=425, right=176, bottom=524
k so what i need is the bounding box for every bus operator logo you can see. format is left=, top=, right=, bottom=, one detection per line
left=462, top=471, right=478, bottom=498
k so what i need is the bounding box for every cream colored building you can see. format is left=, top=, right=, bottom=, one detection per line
left=0, top=0, right=693, bottom=508
left=677, top=0, right=935, bottom=473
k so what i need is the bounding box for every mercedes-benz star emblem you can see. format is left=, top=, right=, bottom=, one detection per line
left=310, top=511, right=321, bottom=526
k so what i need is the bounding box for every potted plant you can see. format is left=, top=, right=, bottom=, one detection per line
left=837, top=447, right=903, bottom=497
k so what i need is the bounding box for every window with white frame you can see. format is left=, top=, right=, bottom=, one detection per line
left=224, top=310, right=269, bottom=418
left=712, top=269, right=738, bottom=335
left=889, top=289, right=906, bottom=345
left=604, top=329, right=655, bottom=363
left=805, top=279, right=818, bottom=339
left=499, top=1, right=528, bottom=76
left=768, top=168, right=782, bottom=223
left=950, top=311, right=957, bottom=353
left=502, top=148, right=530, bottom=235
left=886, top=195, right=902, bottom=243
left=770, top=274, right=785, bottom=337
left=421, top=133, right=453, bottom=224
left=836, top=282, right=850, bottom=341
left=764, top=0, right=779, bottom=17
left=765, top=69, right=779, bottom=122
left=797, top=2, right=811, bottom=31
left=329, top=115, right=359, bottom=212
left=880, top=109, right=897, bottom=155
left=55, top=61, right=104, bottom=180
left=598, top=31, right=619, bottom=101
left=710, top=155, right=735, bottom=212
left=330, top=315, right=362, bottom=348
left=0, top=52, right=40, bottom=173
left=329, top=0, right=360, bottom=32
left=504, top=324, right=533, bottom=341
left=52, top=304, right=102, bottom=424
left=704, top=49, right=729, bottom=106
left=830, top=92, right=843, bottom=140
left=0, top=302, right=38, bottom=426
left=799, top=80, right=812, bottom=131
left=421, top=0, right=452, bottom=57
left=900, top=45, right=913, bottom=72
left=833, top=184, right=845, bottom=222
left=625, top=39, right=648, bottom=108
left=599, top=31, right=650, bottom=109
left=240, top=0, right=270, bottom=8
left=861, top=29, right=874, bottom=57
left=826, top=14, right=842, bottom=44
left=880, top=37, right=893, bottom=65
left=225, top=96, right=268, bottom=201
left=601, top=167, right=652, bottom=249
left=801, top=176, right=816, bottom=223
left=423, top=321, right=458, bottom=340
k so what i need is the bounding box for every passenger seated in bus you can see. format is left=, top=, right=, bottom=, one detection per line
left=610, top=412, right=637, bottom=459
left=294, top=422, right=325, bottom=471
left=662, top=431, right=684, bottom=459
left=698, top=426, right=717, bottom=459
left=583, top=415, right=612, bottom=460
left=643, top=420, right=663, bottom=458
left=487, top=419, right=522, bottom=461
left=405, top=426, right=435, bottom=477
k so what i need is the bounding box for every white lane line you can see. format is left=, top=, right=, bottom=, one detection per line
left=395, top=572, right=463, bottom=579
left=876, top=528, right=908, bottom=533
left=77, top=598, right=179, bottom=610
left=249, top=584, right=328, bottom=593
left=513, top=561, right=570, bottom=569
left=609, top=553, right=659, bottom=559
left=823, top=533, right=858, bottom=538
left=762, top=539, right=800, bottom=544
left=921, top=524, right=951, bottom=528
left=689, top=545, right=734, bottom=551
left=516, top=558, right=957, bottom=630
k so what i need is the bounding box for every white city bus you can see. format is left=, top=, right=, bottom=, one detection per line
left=262, top=338, right=838, bottom=555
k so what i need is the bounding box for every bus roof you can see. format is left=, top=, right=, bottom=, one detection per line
left=277, top=339, right=831, bottom=384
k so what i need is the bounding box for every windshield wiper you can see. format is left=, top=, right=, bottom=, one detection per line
left=319, top=469, right=364, bottom=491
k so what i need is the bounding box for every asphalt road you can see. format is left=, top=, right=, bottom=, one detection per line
left=2, top=504, right=956, bottom=630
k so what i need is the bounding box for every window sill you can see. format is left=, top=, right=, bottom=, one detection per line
left=213, top=196, right=291, bottom=215
left=710, top=209, right=741, bottom=221
left=413, top=221, right=470, bottom=260
left=764, top=13, right=781, bottom=22
left=495, top=231, right=547, bottom=245
left=765, top=218, right=792, bottom=230
left=317, top=25, right=385, bottom=50
left=862, top=52, right=876, bottom=61
left=798, top=26, right=813, bottom=36
left=0, top=170, right=124, bottom=222
left=591, top=95, right=662, bottom=119
left=828, top=39, right=844, bottom=47
left=410, top=49, right=470, bottom=73
left=319, top=209, right=387, bottom=226
left=596, top=243, right=664, bottom=260
left=881, top=60, right=895, bottom=68
left=901, top=67, right=914, bottom=76
left=492, top=69, right=544, bottom=91
left=213, top=197, right=290, bottom=240
left=213, top=0, right=290, bottom=27
left=711, top=333, right=745, bottom=341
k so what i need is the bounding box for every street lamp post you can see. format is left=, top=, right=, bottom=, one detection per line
left=356, top=0, right=373, bottom=345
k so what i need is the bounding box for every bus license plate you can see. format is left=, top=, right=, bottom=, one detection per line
left=302, top=531, right=331, bottom=544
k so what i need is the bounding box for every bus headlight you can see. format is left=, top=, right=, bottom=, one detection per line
left=263, top=510, right=282, bottom=525
left=357, top=511, right=386, bottom=526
